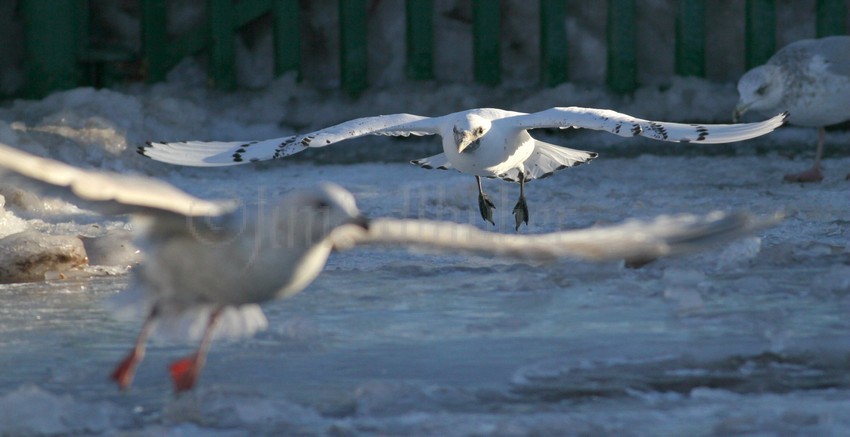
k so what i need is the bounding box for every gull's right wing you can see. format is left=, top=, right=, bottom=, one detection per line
left=337, top=211, right=780, bottom=265
left=140, top=113, right=437, bottom=167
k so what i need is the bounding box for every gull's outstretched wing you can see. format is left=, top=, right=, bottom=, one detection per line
left=140, top=113, right=437, bottom=167
left=507, top=107, right=788, bottom=144
left=336, top=211, right=779, bottom=264
left=0, top=143, right=232, bottom=217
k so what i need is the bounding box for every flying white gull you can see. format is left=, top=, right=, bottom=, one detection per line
left=0, top=143, right=778, bottom=392
left=141, top=107, right=788, bottom=230
left=734, top=35, right=850, bottom=182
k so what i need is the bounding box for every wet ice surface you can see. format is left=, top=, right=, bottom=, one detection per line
left=0, top=152, right=848, bottom=435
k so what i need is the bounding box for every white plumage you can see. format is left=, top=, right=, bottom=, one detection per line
left=141, top=107, right=787, bottom=229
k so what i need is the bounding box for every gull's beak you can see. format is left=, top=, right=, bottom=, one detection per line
left=455, top=131, right=475, bottom=153
left=732, top=103, right=749, bottom=123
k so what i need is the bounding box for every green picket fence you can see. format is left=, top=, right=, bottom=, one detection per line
left=15, top=0, right=850, bottom=99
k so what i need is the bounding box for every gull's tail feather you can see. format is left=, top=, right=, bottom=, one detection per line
left=499, top=141, right=597, bottom=182
left=410, top=153, right=453, bottom=171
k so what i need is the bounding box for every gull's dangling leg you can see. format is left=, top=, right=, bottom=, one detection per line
left=512, top=172, right=529, bottom=231
left=169, top=306, right=225, bottom=393
left=111, top=305, right=159, bottom=390
left=784, top=127, right=825, bottom=183
left=476, top=176, right=496, bottom=226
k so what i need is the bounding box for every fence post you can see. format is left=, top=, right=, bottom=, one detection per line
left=745, top=0, right=776, bottom=69
left=539, top=0, right=568, bottom=87
left=273, top=0, right=301, bottom=79
left=406, top=0, right=434, bottom=80
left=208, top=0, right=237, bottom=90
left=675, top=0, right=705, bottom=77
left=472, top=0, right=500, bottom=86
left=141, top=0, right=169, bottom=83
left=340, top=0, right=368, bottom=95
left=607, top=0, right=637, bottom=93
left=21, top=0, right=82, bottom=98
left=816, top=0, right=848, bottom=37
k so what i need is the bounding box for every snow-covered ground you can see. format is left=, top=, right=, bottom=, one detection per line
left=0, top=61, right=849, bottom=434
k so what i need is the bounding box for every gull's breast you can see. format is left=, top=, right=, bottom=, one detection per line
left=444, top=130, right=534, bottom=177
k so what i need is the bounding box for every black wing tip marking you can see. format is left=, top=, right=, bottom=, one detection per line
left=780, top=111, right=790, bottom=123
left=648, top=122, right=669, bottom=140
left=631, top=124, right=642, bottom=136
left=695, top=126, right=709, bottom=141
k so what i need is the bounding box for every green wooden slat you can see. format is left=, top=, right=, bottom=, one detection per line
left=606, top=0, right=637, bottom=93
left=339, top=0, right=368, bottom=95
left=235, top=0, right=273, bottom=28
left=21, top=0, right=82, bottom=97
left=141, top=0, right=169, bottom=83
left=472, top=0, right=500, bottom=86
left=208, top=0, right=237, bottom=90
left=406, top=0, right=434, bottom=80
left=273, top=0, right=301, bottom=78
left=675, top=0, right=705, bottom=77
left=168, top=27, right=208, bottom=68
left=539, top=0, right=568, bottom=87
left=816, top=0, right=847, bottom=37
left=745, top=0, right=776, bottom=69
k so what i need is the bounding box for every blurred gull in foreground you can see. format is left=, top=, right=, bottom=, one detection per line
left=0, top=143, right=779, bottom=392
left=141, top=107, right=787, bottom=230
left=734, top=36, right=850, bottom=182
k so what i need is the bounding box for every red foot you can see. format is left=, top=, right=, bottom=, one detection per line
left=111, top=352, right=139, bottom=390
left=783, top=167, right=823, bottom=183
left=169, top=355, right=200, bottom=392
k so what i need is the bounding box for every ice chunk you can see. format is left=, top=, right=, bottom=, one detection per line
left=0, top=229, right=87, bottom=282
left=662, top=268, right=706, bottom=313
left=0, top=385, right=128, bottom=435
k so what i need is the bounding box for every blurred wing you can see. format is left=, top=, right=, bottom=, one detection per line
left=508, top=107, right=788, bottom=144
left=0, top=143, right=232, bottom=217
left=140, top=113, right=437, bottom=167
left=339, top=211, right=779, bottom=264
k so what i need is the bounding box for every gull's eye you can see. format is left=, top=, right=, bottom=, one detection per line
left=755, top=85, right=768, bottom=95
left=315, top=200, right=330, bottom=209
left=475, top=127, right=483, bottom=135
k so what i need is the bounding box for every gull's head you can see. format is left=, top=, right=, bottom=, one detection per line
left=452, top=114, right=491, bottom=153
left=282, top=183, right=368, bottom=244
left=734, top=65, right=784, bottom=122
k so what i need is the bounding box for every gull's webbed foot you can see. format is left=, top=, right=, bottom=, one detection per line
left=783, top=165, right=823, bottom=183
left=478, top=193, right=496, bottom=226
left=512, top=197, right=529, bottom=231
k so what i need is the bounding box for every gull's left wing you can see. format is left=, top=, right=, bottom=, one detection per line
left=140, top=113, right=436, bottom=167
left=507, top=107, right=788, bottom=144
left=334, top=211, right=780, bottom=265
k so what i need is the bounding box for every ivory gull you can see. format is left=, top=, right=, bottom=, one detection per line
left=141, top=107, right=787, bottom=230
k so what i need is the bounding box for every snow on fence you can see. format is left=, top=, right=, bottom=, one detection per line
left=16, top=0, right=850, bottom=99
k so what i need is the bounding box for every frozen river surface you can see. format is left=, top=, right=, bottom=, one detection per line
left=1, top=151, right=848, bottom=435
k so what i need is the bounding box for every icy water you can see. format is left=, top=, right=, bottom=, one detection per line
left=1, top=155, right=849, bottom=435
